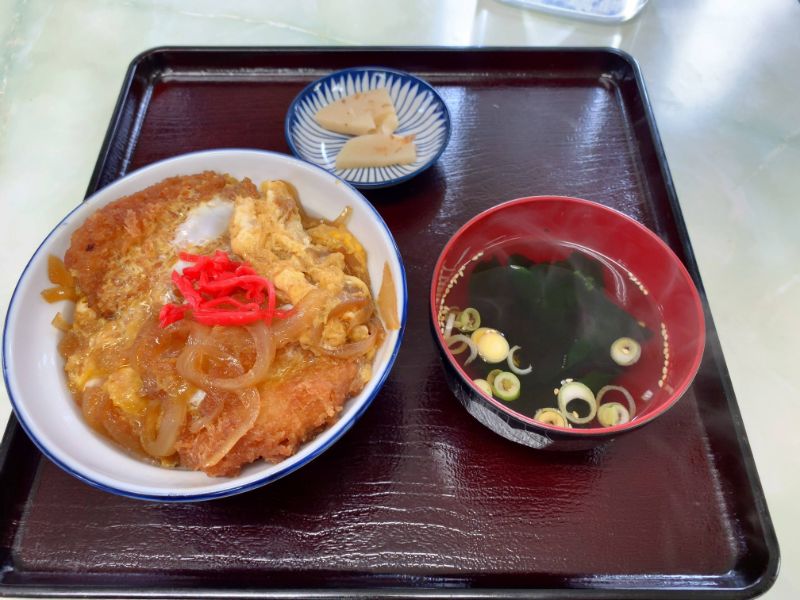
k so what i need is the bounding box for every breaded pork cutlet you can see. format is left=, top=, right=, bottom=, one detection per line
left=65, top=172, right=258, bottom=318
left=178, top=352, right=360, bottom=477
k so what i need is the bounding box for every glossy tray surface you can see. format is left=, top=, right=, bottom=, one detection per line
left=0, top=47, right=778, bottom=598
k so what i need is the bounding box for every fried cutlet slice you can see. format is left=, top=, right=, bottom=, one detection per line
left=190, top=353, right=361, bottom=477
left=65, top=172, right=258, bottom=318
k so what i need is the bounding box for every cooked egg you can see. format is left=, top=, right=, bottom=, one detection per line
left=172, top=196, right=234, bottom=249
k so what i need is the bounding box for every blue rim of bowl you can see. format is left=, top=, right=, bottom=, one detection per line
left=284, top=66, right=452, bottom=189
left=2, top=148, right=408, bottom=502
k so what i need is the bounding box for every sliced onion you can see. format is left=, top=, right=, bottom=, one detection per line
left=320, top=316, right=382, bottom=358
left=51, top=312, right=71, bottom=332
left=272, top=288, right=327, bottom=347
left=140, top=395, right=188, bottom=458
left=176, top=343, right=234, bottom=390
left=197, top=387, right=261, bottom=468
left=188, top=391, right=224, bottom=433
left=444, top=311, right=457, bottom=339
left=177, top=322, right=275, bottom=391
left=181, top=321, right=210, bottom=352
left=446, top=334, right=478, bottom=365
left=377, top=262, right=399, bottom=331
left=333, top=206, right=353, bottom=226
left=596, top=385, right=636, bottom=419
left=507, top=345, right=533, bottom=375
left=328, top=289, right=376, bottom=334
left=211, top=322, right=273, bottom=389
left=329, top=295, right=371, bottom=322
left=558, top=381, right=597, bottom=425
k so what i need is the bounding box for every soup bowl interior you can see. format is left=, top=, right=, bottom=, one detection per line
left=3, top=149, right=406, bottom=501
left=430, top=196, right=705, bottom=447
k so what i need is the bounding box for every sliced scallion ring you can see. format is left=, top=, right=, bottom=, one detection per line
left=507, top=345, right=533, bottom=375
left=486, top=369, right=504, bottom=388
left=597, top=402, right=631, bottom=427
left=447, top=334, right=478, bottom=365
left=444, top=311, right=457, bottom=339
left=447, top=336, right=468, bottom=355
left=473, top=378, right=493, bottom=396
left=610, top=337, right=642, bottom=366
left=557, top=381, right=597, bottom=424
left=470, top=327, right=496, bottom=345
left=457, top=307, right=481, bottom=332
left=596, top=385, right=636, bottom=419
left=476, top=330, right=510, bottom=364
left=492, top=371, right=520, bottom=401
left=534, top=407, right=568, bottom=427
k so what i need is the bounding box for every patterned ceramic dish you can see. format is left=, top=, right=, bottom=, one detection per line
left=285, top=67, right=451, bottom=189
left=3, top=149, right=407, bottom=501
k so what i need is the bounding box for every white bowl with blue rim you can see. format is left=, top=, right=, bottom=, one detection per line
left=2, top=149, right=407, bottom=502
left=285, top=67, right=451, bottom=189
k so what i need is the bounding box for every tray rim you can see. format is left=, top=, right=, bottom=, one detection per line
left=0, top=45, right=780, bottom=599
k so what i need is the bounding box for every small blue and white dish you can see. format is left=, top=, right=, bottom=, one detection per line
left=286, top=67, right=451, bottom=189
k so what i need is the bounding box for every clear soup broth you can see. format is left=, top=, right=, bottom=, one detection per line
left=439, top=238, right=669, bottom=429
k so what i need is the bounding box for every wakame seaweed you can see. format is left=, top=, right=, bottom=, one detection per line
left=466, top=252, right=650, bottom=414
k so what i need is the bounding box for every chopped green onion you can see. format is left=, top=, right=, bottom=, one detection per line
left=473, top=378, right=493, bottom=396
left=447, top=334, right=478, bottom=365
left=444, top=311, right=457, bottom=338
left=534, top=407, right=568, bottom=427
left=492, top=371, right=520, bottom=401
left=457, top=307, right=481, bottom=332
left=610, top=337, right=641, bottom=366
left=447, top=335, right=468, bottom=355
left=476, top=330, right=510, bottom=364
left=507, top=345, right=532, bottom=375
left=486, top=369, right=504, bottom=388
left=557, top=381, right=597, bottom=424
left=596, top=385, right=636, bottom=419
left=470, top=327, right=496, bottom=345
left=597, top=402, right=631, bottom=427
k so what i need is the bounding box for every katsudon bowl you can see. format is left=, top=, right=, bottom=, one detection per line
left=3, top=149, right=407, bottom=501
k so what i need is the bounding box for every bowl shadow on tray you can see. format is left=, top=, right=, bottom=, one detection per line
left=360, top=164, right=446, bottom=219
left=422, top=349, right=611, bottom=502
left=425, top=313, right=718, bottom=508
left=425, top=343, right=725, bottom=527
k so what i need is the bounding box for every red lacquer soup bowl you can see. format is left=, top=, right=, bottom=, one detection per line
left=430, top=196, right=706, bottom=451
